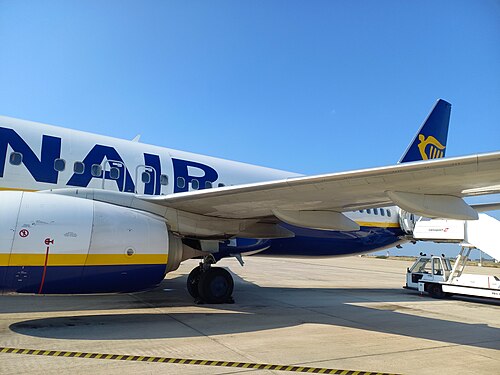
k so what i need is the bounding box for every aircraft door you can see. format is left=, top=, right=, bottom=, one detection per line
left=135, top=165, right=157, bottom=195
left=398, top=209, right=416, bottom=234
left=102, top=160, right=127, bottom=192
left=139, top=151, right=173, bottom=196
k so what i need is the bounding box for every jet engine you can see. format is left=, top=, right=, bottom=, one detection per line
left=0, top=191, right=197, bottom=294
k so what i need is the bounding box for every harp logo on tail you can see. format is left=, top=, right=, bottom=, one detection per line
left=417, top=134, right=446, bottom=160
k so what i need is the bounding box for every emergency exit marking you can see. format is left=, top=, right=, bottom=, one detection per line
left=19, top=229, right=29, bottom=238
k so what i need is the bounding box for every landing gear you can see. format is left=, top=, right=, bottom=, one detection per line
left=198, top=267, right=234, bottom=304
left=187, top=256, right=234, bottom=304
left=187, top=266, right=202, bottom=299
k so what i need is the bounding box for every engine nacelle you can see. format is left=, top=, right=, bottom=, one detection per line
left=0, top=191, right=193, bottom=294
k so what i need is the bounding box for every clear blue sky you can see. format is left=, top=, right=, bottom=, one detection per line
left=1, top=1, right=499, bottom=257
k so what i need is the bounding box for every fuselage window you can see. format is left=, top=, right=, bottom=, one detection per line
left=160, top=174, right=168, bottom=186
left=73, top=161, right=85, bottom=174
left=218, top=183, right=225, bottom=187
left=177, top=176, right=185, bottom=189
left=91, top=164, right=102, bottom=177
left=380, top=209, right=385, bottom=216
left=359, top=210, right=363, bottom=213
left=387, top=209, right=391, bottom=217
left=205, top=181, right=213, bottom=189
left=367, top=209, right=371, bottom=214
left=191, top=179, right=199, bottom=190
left=9, top=152, right=23, bottom=165
left=373, top=208, right=378, bottom=215
left=109, top=167, right=120, bottom=180
left=54, top=158, right=66, bottom=172
left=141, top=171, right=151, bottom=183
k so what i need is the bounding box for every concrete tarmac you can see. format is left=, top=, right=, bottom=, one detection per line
left=0, top=256, right=499, bottom=374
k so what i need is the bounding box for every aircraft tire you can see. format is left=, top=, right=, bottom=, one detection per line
left=198, top=267, right=234, bottom=304
left=428, top=283, right=445, bottom=299
left=187, top=266, right=202, bottom=298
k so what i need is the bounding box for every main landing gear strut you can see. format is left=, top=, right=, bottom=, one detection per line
left=187, top=255, right=234, bottom=304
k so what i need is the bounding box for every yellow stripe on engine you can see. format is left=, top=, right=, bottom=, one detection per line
left=0, top=254, right=11, bottom=265
left=6, top=254, right=50, bottom=266
left=84, top=253, right=168, bottom=266
left=0, top=253, right=168, bottom=267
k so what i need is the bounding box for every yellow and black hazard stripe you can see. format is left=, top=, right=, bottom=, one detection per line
left=0, top=347, right=399, bottom=374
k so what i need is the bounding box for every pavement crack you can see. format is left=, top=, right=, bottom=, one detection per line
left=299, top=339, right=500, bottom=365
left=127, top=292, right=265, bottom=366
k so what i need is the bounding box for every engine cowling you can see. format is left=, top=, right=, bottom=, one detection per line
left=0, top=191, right=192, bottom=294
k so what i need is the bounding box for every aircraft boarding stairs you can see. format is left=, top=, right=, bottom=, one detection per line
left=411, top=213, right=500, bottom=262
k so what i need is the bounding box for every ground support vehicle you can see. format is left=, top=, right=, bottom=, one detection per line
left=405, top=247, right=500, bottom=300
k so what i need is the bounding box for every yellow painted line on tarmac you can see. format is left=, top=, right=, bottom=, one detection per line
left=0, top=346, right=400, bottom=374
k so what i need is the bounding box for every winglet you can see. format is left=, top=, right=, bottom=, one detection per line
left=399, top=99, right=451, bottom=163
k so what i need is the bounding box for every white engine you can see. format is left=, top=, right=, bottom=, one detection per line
left=0, top=191, right=199, bottom=294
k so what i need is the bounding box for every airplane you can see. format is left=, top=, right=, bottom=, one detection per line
left=0, top=99, right=499, bottom=303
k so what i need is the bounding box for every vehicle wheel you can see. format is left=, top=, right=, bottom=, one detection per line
left=198, top=267, right=234, bottom=304
left=428, top=284, right=445, bottom=299
left=187, top=266, right=202, bottom=298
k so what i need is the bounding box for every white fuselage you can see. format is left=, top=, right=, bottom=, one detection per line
left=0, top=116, right=400, bottom=228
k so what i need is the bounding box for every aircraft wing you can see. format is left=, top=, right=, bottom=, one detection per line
left=470, top=202, right=500, bottom=212
left=139, top=152, right=500, bottom=228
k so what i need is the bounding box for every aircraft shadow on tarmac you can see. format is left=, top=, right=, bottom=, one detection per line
left=5, top=272, right=499, bottom=350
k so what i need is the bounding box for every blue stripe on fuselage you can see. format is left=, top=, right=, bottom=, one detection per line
left=216, top=224, right=405, bottom=259
left=263, top=226, right=404, bottom=256
left=266, top=229, right=401, bottom=257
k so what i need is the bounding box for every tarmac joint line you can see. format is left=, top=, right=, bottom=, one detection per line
left=0, top=346, right=400, bottom=374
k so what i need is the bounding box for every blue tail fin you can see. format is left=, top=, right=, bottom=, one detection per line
left=399, top=99, right=451, bottom=163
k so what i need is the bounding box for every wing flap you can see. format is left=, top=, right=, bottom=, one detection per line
left=139, top=152, right=500, bottom=219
